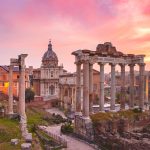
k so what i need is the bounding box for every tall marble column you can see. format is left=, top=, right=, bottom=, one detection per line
left=8, top=64, right=14, bottom=114
left=110, top=63, right=116, bottom=111
left=83, top=60, right=90, bottom=117
left=19, top=54, right=28, bottom=122
left=99, top=63, right=105, bottom=111
left=139, top=63, right=145, bottom=110
left=89, top=63, right=93, bottom=114
left=59, top=86, right=62, bottom=107
left=120, top=64, right=126, bottom=110
left=129, top=64, right=135, bottom=108
left=75, top=62, right=82, bottom=114
left=145, top=74, right=149, bottom=110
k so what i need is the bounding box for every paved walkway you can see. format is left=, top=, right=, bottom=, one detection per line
left=41, top=125, right=95, bottom=150
left=45, top=108, right=96, bottom=150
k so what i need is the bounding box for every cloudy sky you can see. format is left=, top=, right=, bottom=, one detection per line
left=0, top=0, right=150, bottom=72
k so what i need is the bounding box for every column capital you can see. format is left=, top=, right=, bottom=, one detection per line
left=119, top=63, right=126, bottom=67
left=89, top=62, right=93, bottom=66
left=109, top=63, right=116, bottom=67
left=128, top=63, right=135, bottom=67
left=75, top=61, right=82, bottom=65
left=83, top=59, right=89, bottom=64
left=138, top=63, right=146, bottom=67
left=98, top=62, right=106, bottom=66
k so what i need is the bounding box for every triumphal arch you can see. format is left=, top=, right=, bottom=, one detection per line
left=72, top=42, right=146, bottom=140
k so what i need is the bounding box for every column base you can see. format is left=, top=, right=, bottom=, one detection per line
left=110, top=109, right=116, bottom=112
left=75, top=111, right=82, bottom=116
left=74, top=115, right=94, bottom=142
left=99, top=110, right=105, bottom=113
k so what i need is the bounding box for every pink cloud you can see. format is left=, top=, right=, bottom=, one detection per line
left=0, top=0, right=150, bottom=72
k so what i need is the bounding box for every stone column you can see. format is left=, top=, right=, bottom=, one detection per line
left=110, top=63, right=116, bottom=111
left=129, top=64, right=135, bottom=108
left=120, top=64, right=126, bottom=110
left=19, top=54, right=28, bottom=122
left=145, top=74, right=149, bottom=110
left=89, top=63, right=93, bottom=114
left=99, top=63, right=105, bottom=111
left=75, top=62, right=82, bottom=114
left=8, top=65, right=14, bottom=114
left=71, top=87, right=74, bottom=111
left=83, top=60, right=90, bottom=117
left=59, top=86, right=62, bottom=107
left=139, top=63, right=145, bottom=110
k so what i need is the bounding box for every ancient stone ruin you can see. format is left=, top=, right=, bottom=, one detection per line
left=72, top=42, right=147, bottom=142
left=8, top=54, right=32, bottom=143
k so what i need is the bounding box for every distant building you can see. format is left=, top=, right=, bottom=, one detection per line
left=59, top=69, right=100, bottom=111
left=0, top=65, right=31, bottom=97
left=33, top=41, right=66, bottom=100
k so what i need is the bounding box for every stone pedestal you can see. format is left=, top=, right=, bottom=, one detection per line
left=21, top=143, right=31, bottom=150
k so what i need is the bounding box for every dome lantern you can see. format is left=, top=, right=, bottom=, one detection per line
left=42, top=41, right=58, bottom=67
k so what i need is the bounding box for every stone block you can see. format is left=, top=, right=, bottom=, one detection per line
left=11, top=139, right=19, bottom=145
left=21, top=143, right=31, bottom=150
left=25, top=133, right=32, bottom=143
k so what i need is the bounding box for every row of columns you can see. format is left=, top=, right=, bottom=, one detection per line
left=75, top=61, right=146, bottom=118
left=8, top=54, right=28, bottom=122
left=8, top=54, right=28, bottom=138
left=59, top=85, right=76, bottom=111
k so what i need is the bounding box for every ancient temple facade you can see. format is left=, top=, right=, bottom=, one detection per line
left=33, top=41, right=65, bottom=100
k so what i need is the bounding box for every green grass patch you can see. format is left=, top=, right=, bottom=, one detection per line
left=0, top=142, right=21, bottom=150
left=26, top=107, right=49, bottom=133
left=0, top=118, right=21, bottom=150
left=0, top=118, right=21, bottom=142
left=91, top=110, right=148, bottom=123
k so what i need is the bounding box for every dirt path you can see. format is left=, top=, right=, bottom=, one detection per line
left=40, top=125, right=95, bottom=150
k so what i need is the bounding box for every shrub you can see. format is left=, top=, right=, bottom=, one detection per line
left=61, top=122, right=73, bottom=134
left=25, top=88, right=35, bottom=103
left=132, top=108, right=142, bottom=113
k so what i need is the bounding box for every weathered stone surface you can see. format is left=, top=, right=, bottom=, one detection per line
left=21, top=143, right=31, bottom=150
left=25, top=133, right=32, bottom=143
left=11, top=139, right=19, bottom=145
left=74, top=115, right=94, bottom=142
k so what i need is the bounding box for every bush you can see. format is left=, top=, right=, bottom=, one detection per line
left=61, top=122, right=73, bottom=134
left=25, top=88, right=35, bottom=103
left=42, top=113, right=66, bottom=125
left=132, top=108, right=142, bottom=113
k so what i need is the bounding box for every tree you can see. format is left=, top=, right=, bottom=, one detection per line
left=25, top=88, right=35, bottom=103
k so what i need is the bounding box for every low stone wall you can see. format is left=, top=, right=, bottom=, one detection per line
left=92, top=112, right=150, bottom=150
left=26, top=99, right=52, bottom=109
left=74, top=115, right=94, bottom=142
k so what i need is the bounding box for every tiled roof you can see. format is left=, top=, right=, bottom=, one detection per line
left=0, top=65, right=19, bottom=72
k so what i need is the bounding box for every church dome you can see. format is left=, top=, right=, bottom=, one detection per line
left=42, top=41, right=58, bottom=67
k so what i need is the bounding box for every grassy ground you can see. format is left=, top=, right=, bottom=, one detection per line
left=0, top=118, right=21, bottom=150
left=91, top=109, right=148, bottom=123
left=26, top=107, right=50, bottom=133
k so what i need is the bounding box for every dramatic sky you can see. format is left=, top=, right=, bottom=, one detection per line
left=0, top=0, right=150, bottom=72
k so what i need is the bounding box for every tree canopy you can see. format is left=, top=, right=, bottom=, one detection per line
left=25, top=88, right=35, bottom=103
